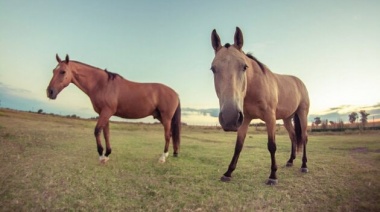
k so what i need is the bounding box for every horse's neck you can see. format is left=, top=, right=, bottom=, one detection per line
left=70, top=63, right=106, bottom=96
left=248, top=59, right=266, bottom=80
left=246, top=59, right=275, bottom=98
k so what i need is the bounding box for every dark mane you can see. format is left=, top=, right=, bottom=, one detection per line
left=72, top=61, right=121, bottom=81
left=104, top=69, right=120, bottom=81
left=246, top=53, right=266, bottom=73
left=221, top=45, right=265, bottom=73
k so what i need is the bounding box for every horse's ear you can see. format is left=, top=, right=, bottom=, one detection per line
left=234, top=27, right=244, bottom=50
left=56, top=54, right=62, bottom=63
left=65, top=54, right=69, bottom=64
left=211, top=29, right=222, bottom=52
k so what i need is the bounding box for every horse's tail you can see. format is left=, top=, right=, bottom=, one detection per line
left=171, top=101, right=181, bottom=156
left=294, top=113, right=303, bottom=152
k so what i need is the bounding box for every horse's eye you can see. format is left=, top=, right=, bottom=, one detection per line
left=60, top=70, right=66, bottom=75
left=210, top=67, right=216, bottom=74
left=243, top=65, right=248, bottom=71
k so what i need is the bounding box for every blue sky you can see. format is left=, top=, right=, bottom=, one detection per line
left=1, top=0, right=380, bottom=124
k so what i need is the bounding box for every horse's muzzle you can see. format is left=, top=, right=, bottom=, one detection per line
left=47, top=87, right=57, bottom=99
left=219, top=110, right=243, bottom=132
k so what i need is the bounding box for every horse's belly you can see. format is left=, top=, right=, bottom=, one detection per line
left=114, top=108, right=153, bottom=119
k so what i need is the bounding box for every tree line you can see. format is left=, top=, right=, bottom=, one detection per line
left=312, top=110, right=374, bottom=131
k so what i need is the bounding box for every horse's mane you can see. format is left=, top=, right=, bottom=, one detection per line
left=246, top=53, right=266, bottom=73
left=72, top=61, right=121, bottom=81
left=104, top=69, right=120, bottom=80
left=224, top=43, right=232, bottom=48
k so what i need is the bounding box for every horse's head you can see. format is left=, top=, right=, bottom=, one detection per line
left=211, top=27, right=249, bottom=131
left=47, top=54, right=73, bottom=99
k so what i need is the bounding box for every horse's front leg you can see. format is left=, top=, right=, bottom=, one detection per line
left=266, top=118, right=278, bottom=185
left=102, top=121, right=111, bottom=162
left=221, top=118, right=251, bottom=182
left=94, top=111, right=112, bottom=163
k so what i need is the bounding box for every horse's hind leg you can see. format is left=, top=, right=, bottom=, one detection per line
left=283, top=118, right=296, bottom=167
left=158, top=118, right=171, bottom=163
left=298, top=110, right=309, bottom=173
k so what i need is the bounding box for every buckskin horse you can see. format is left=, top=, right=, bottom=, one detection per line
left=210, top=27, right=310, bottom=185
left=47, top=54, right=181, bottom=163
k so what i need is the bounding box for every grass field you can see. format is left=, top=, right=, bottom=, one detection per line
left=1, top=108, right=379, bottom=211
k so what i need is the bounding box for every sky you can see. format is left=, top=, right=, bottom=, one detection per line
left=1, top=0, right=379, bottom=125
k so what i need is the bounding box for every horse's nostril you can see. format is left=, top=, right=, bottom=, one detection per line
left=47, top=88, right=55, bottom=98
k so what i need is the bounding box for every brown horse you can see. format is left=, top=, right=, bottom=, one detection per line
left=47, top=54, right=181, bottom=163
left=211, top=27, right=310, bottom=185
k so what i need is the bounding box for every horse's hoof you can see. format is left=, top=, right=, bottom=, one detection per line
left=286, top=162, right=293, bottom=167
left=266, top=178, right=278, bottom=185
left=173, top=153, right=178, bottom=157
left=300, top=168, right=309, bottom=173
left=158, top=155, right=166, bottom=163
left=99, top=156, right=109, bottom=163
left=220, top=175, right=232, bottom=182
left=158, top=152, right=168, bottom=163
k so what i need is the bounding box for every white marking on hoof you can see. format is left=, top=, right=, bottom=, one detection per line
left=158, top=152, right=169, bottom=163
left=99, top=156, right=109, bottom=163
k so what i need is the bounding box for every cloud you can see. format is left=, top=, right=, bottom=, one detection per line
left=182, top=108, right=219, bottom=117
left=181, top=108, right=219, bottom=125
left=0, top=82, right=37, bottom=110
left=0, top=81, right=90, bottom=117
left=0, top=82, right=32, bottom=97
left=309, top=104, right=380, bottom=122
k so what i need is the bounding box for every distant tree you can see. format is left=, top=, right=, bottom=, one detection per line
left=314, top=117, right=321, bottom=126
left=70, top=114, right=80, bottom=119
left=359, top=110, right=370, bottom=126
left=348, top=112, right=358, bottom=124
left=321, top=119, right=328, bottom=129
left=37, top=109, right=43, bottom=114
left=337, top=119, right=344, bottom=129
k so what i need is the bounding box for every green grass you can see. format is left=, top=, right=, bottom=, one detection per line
left=0, top=108, right=379, bottom=211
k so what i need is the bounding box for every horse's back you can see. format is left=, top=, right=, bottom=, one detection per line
left=274, top=73, right=309, bottom=118
left=114, top=80, right=179, bottom=119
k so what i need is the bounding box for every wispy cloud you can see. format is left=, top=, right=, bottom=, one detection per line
left=0, top=82, right=32, bottom=97
left=182, top=108, right=219, bottom=117
left=309, top=104, right=380, bottom=122
left=317, top=104, right=380, bottom=115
